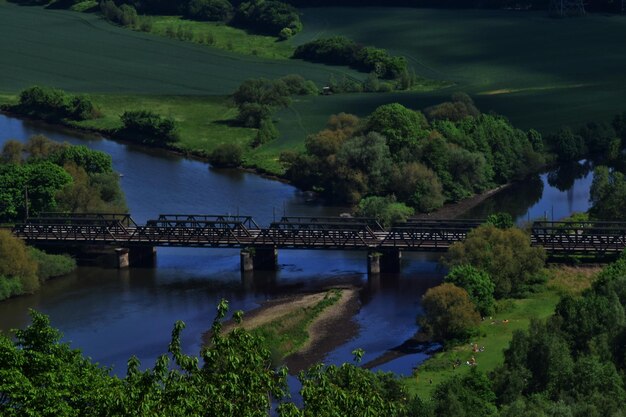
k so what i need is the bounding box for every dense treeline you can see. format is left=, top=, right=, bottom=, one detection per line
left=4, top=85, right=98, bottom=122
left=0, top=135, right=126, bottom=222
left=294, top=36, right=408, bottom=80
left=281, top=94, right=545, bottom=213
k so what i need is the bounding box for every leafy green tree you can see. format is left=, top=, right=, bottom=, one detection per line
left=588, top=166, right=626, bottom=220
left=389, top=162, right=444, bottom=213
left=253, top=118, right=279, bottom=147
left=424, top=93, right=480, bottom=122
left=234, top=0, right=302, bottom=36
left=0, top=230, right=39, bottom=296
left=445, top=265, right=495, bottom=316
left=366, top=103, right=428, bottom=153
left=420, top=283, right=480, bottom=343
left=1, top=140, right=24, bottom=164
left=355, top=195, right=414, bottom=228
left=50, top=145, right=113, bottom=174
left=432, top=368, right=497, bottom=417
left=486, top=212, right=514, bottom=229
left=547, top=127, right=586, bottom=161
left=444, top=225, right=546, bottom=298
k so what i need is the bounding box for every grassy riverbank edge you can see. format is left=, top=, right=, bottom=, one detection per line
left=405, top=266, right=600, bottom=400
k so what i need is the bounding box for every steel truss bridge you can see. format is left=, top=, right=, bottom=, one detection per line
left=8, top=213, right=626, bottom=257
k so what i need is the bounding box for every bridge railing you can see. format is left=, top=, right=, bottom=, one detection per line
left=33, top=212, right=137, bottom=227
left=279, top=216, right=384, bottom=232
left=381, top=225, right=474, bottom=250
left=151, top=214, right=260, bottom=230
left=532, top=221, right=626, bottom=253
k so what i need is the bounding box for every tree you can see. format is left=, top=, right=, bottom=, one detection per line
left=1, top=140, right=23, bottom=164
left=253, top=118, right=279, bottom=147
left=355, top=195, right=414, bottom=228
left=366, top=103, right=428, bottom=154
left=50, top=145, right=113, bottom=174
left=424, top=93, right=480, bottom=122
left=0, top=230, right=39, bottom=297
left=420, top=283, right=480, bottom=343
left=547, top=127, right=585, bottom=161
left=432, top=368, right=497, bottom=417
left=445, top=265, right=495, bottom=316
left=389, top=162, right=444, bottom=212
left=588, top=166, right=626, bottom=221
left=336, top=132, right=393, bottom=195
left=444, top=225, right=546, bottom=298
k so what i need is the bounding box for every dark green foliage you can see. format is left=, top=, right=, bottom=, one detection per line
left=279, top=74, right=318, bottom=96
left=233, top=78, right=291, bottom=128
left=14, top=86, right=97, bottom=122
left=49, top=145, right=113, bottom=174
left=233, top=0, right=302, bottom=36
left=118, top=110, right=179, bottom=145
left=253, top=118, right=279, bottom=147
left=284, top=99, right=544, bottom=210
left=208, top=143, right=243, bottom=167
left=28, top=247, right=76, bottom=282
left=588, top=166, right=626, bottom=221
left=547, top=127, right=586, bottom=161
left=355, top=195, right=414, bottom=228
left=185, top=0, right=233, bottom=21
left=293, top=36, right=408, bottom=80
left=100, top=0, right=138, bottom=27
left=424, top=92, right=480, bottom=122
left=444, top=225, right=546, bottom=298
left=578, top=121, right=620, bottom=158
left=445, top=265, right=495, bottom=316
left=432, top=368, right=498, bottom=417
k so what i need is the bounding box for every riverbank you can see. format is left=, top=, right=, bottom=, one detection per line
left=203, top=286, right=361, bottom=373
left=404, top=265, right=600, bottom=400
left=412, top=184, right=512, bottom=220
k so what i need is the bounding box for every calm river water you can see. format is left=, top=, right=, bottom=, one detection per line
left=0, top=114, right=594, bottom=376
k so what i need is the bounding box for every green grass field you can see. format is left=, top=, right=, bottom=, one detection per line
left=143, top=15, right=294, bottom=60
left=274, top=7, right=626, bottom=144
left=0, top=2, right=361, bottom=95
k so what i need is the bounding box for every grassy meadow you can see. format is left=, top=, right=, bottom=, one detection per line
left=406, top=266, right=599, bottom=399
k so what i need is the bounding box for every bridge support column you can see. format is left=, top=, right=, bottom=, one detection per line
left=367, top=249, right=402, bottom=275
left=115, top=248, right=129, bottom=269
left=129, top=246, right=157, bottom=268
left=241, top=247, right=278, bottom=272
left=114, top=246, right=156, bottom=269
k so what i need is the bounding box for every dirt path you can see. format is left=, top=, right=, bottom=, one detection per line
left=412, top=184, right=511, bottom=220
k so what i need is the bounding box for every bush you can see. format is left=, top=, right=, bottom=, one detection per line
left=0, top=230, right=39, bottom=295
left=118, top=110, right=179, bottom=145
left=0, top=276, right=23, bottom=301
left=420, top=283, right=481, bottom=343
left=209, top=143, right=243, bottom=168
left=15, top=86, right=96, bottom=122
left=100, top=0, right=138, bottom=27
left=28, top=248, right=76, bottom=282
left=253, top=119, right=278, bottom=147
left=233, top=0, right=302, bottom=36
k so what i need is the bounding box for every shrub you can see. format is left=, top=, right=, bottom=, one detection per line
left=118, top=110, right=179, bottom=145
left=420, top=283, right=481, bottom=343
left=253, top=119, right=278, bottom=147
left=0, top=230, right=39, bottom=295
left=233, top=0, right=302, bottom=36
left=209, top=143, right=243, bottom=168
left=28, top=248, right=76, bottom=282
left=355, top=195, right=414, bottom=228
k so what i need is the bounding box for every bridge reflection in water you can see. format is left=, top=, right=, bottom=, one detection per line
left=10, top=213, right=626, bottom=272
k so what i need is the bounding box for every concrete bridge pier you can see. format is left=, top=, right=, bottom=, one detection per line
left=367, top=249, right=402, bottom=275
left=115, top=246, right=156, bottom=268
left=240, top=247, right=278, bottom=272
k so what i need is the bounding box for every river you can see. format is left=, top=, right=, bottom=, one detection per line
left=0, top=114, right=594, bottom=376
